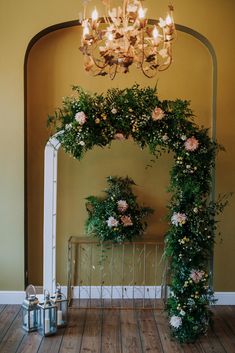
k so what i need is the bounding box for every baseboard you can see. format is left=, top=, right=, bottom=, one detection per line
left=1, top=288, right=235, bottom=305
left=214, top=292, right=235, bottom=305
left=0, top=291, right=25, bottom=304
left=66, top=286, right=163, bottom=299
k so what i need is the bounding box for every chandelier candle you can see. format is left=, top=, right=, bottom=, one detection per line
left=80, top=0, right=176, bottom=79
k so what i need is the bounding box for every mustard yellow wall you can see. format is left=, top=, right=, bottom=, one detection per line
left=0, top=0, right=235, bottom=291
left=27, top=27, right=211, bottom=286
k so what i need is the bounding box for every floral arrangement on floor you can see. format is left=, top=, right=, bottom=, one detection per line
left=85, top=176, right=153, bottom=243
left=48, top=84, right=229, bottom=343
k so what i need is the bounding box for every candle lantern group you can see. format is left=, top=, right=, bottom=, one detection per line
left=22, top=284, right=68, bottom=336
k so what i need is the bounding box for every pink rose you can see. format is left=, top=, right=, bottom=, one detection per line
left=75, top=111, right=87, bottom=125
left=190, top=269, right=205, bottom=283
left=117, top=200, right=128, bottom=212
left=115, top=133, right=125, bottom=140
left=152, top=107, right=165, bottom=121
left=171, top=212, right=187, bottom=226
left=184, top=136, right=199, bottom=152
left=121, top=215, right=133, bottom=227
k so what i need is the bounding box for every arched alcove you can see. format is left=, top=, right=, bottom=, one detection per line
left=25, top=21, right=216, bottom=289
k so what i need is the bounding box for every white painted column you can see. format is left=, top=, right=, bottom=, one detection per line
left=43, top=135, right=61, bottom=293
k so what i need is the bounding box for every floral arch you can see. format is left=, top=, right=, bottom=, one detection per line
left=45, top=84, right=226, bottom=343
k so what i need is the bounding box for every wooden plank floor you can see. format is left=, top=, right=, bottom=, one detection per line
left=0, top=304, right=235, bottom=353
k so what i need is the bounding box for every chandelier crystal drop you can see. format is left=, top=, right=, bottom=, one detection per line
left=80, top=0, right=176, bottom=79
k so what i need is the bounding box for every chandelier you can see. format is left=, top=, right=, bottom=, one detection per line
left=80, top=0, right=176, bottom=79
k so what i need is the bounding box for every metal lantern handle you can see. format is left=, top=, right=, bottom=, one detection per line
left=56, top=282, right=61, bottom=293
left=44, top=289, right=51, bottom=300
left=25, top=284, right=37, bottom=299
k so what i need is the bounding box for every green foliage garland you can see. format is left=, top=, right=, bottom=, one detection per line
left=48, top=84, right=228, bottom=343
left=85, top=176, right=153, bottom=243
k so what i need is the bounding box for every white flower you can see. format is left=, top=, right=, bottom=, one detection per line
left=170, top=315, right=182, bottom=329
left=65, top=123, right=72, bottom=130
left=171, top=212, right=187, bottom=227
left=162, top=134, right=168, bottom=142
left=180, top=310, right=186, bottom=316
left=106, top=216, right=119, bottom=228
left=187, top=298, right=195, bottom=306
left=193, top=207, right=198, bottom=213
left=75, top=111, right=87, bottom=125
left=78, top=141, right=85, bottom=146
left=181, top=135, right=187, bottom=141
left=111, top=108, right=117, bottom=114
left=117, top=200, right=128, bottom=212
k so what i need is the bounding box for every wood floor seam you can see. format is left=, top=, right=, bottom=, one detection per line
left=151, top=308, right=166, bottom=353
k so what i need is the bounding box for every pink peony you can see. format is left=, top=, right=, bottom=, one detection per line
left=117, top=200, right=128, bottom=212
left=152, top=107, right=165, bottom=121
left=75, top=111, right=87, bottom=125
left=121, top=215, right=133, bottom=227
left=106, top=216, right=119, bottom=228
left=190, top=269, right=205, bottom=283
left=114, top=133, right=125, bottom=140
left=171, top=212, right=187, bottom=227
left=184, top=136, right=199, bottom=151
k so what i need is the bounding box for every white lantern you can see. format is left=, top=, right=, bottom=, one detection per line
left=37, top=290, right=57, bottom=336
left=21, top=285, right=39, bottom=332
left=51, top=283, right=68, bottom=327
